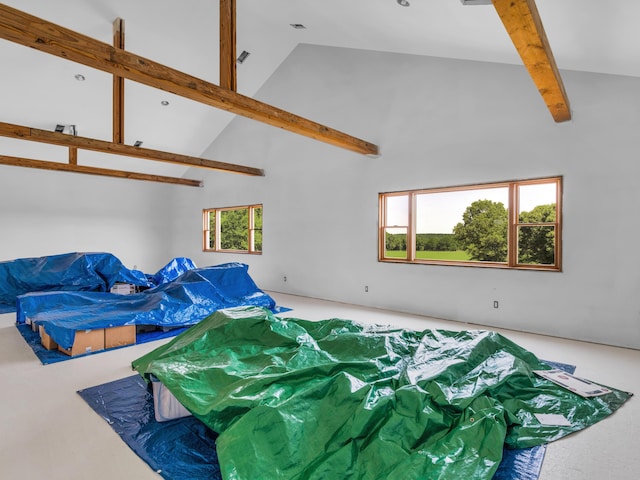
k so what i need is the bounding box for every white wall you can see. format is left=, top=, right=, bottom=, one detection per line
left=170, top=44, right=640, bottom=349
left=0, top=165, right=177, bottom=272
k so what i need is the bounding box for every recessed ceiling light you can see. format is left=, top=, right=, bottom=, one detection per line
left=74, top=74, right=85, bottom=81
left=237, top=50, right=250, bottom=64
left=160, top=100, right=169, bottom=106
left=290, top=24, right=306, bottom=29
left=397, top=0, right=410, bottom=6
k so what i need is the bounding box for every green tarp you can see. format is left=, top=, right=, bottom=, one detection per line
left=133, top=307, right=631, bottom=480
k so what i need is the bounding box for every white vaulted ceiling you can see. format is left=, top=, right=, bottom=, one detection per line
left=1, top=0, right=638, bottom=179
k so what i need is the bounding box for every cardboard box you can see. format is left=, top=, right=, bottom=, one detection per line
left=57, top=329, right=105, bottom=356
left=104, top=325, right=136, bottom=349
left=39, top=325, right=58, bottom=350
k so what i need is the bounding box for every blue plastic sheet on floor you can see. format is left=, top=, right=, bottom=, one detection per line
left=17, top=323, right=189, bottom=365
left=17, top=262, right=285, bottom=349
left=494, top=444, right=546, bottom=480
left=78, top=375, right=221, bottom=480
left=77, top=364, right=575, bottom=480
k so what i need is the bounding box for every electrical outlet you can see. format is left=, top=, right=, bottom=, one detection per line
left=364, top=285, right=369, bottom=293
left=493, top=300, right=499, bottom=309
left=283, top=275, right=287, bottom=282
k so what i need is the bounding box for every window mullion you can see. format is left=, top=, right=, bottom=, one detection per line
left=379, top=195, right=386, bottom=259
left=555, top=178, right=562, bottom=270
left=248, top=206, right=254, bottom=253
left=215, top=210, right=221, bottom=251
left=408, top=193, right=416, bottom=261
left=203, top=210, right=209, bottom=251
left=508, top=183, right=518, bottom=267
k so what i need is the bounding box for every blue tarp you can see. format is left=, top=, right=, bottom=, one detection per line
left=0, top=252, right=152, bottom=311
left=149, top=257, right=198, bottom=286
left=78, top=375, right=221, bottom=480
left=0, top=252, right=198, bottom=313
left=18, top=262, right=278, bottom=350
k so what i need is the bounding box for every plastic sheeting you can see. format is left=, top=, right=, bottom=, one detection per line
left=18, top=263, right=277, bottom=350
left=0, top=252, right=152, bottom=310
left=78, top=373, right=566, bottom=480
left=149, top=257, right=197, bottom=286
left=77, top=375, right=221, bottom=480
left=133, top=307, right=632, bottom=480
left=0, top=252, right=197, bottom=313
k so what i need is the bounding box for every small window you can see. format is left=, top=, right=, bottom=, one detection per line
left=203, top=204, right=262, bottom=254
left=379, top=177, right=561, bottom=270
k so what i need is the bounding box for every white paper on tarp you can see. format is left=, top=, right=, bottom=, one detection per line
left=534, top=413, right=573, bottom=426
left=533, top=369, right=612, bottom=398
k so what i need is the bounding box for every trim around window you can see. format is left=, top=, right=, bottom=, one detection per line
left=203, top=204, right=262, bottom=254
left=378, top=177, right=562, bottom=271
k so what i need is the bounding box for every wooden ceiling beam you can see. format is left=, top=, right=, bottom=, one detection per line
left=0, top=121, right=264, bottom=176
left=220, top=0, right=237, bottom=91
left=0, top=155, right=203, bottom=187
left=0, top=4, right=379, bottom=156
left=69, top=147, right=78, bottom=165
left=492, top=0, right=571, bottom=122
left=113, top=18, right=125, bottom=143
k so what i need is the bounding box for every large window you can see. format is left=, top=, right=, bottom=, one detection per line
left=203, top=204, right=262, bottom=254
left=379, top=177, right=561, bottom=270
